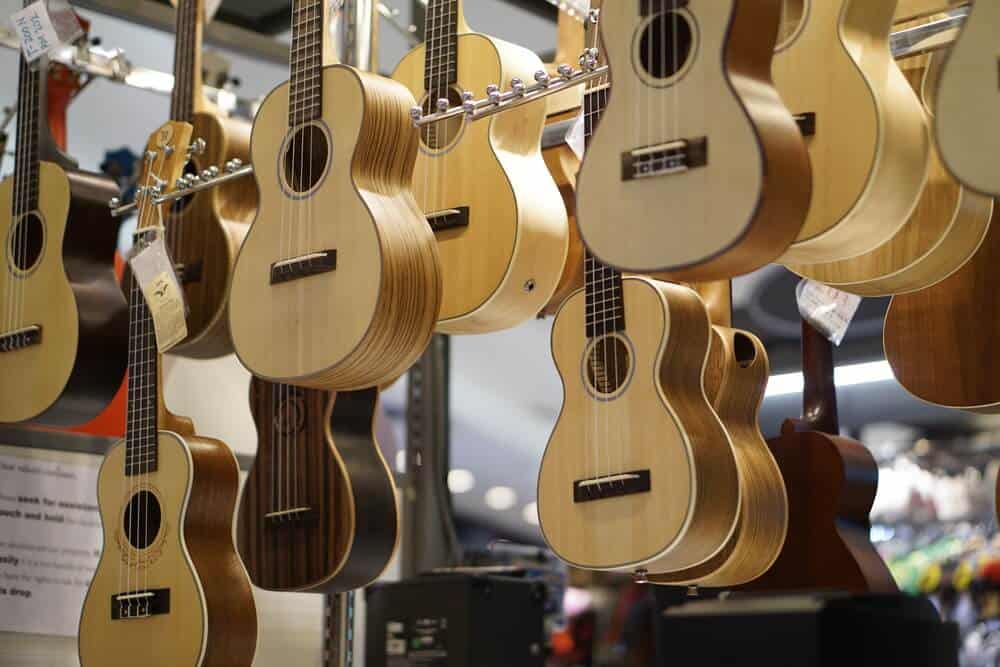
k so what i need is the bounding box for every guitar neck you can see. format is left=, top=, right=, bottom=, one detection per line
left=800, top=318, right=839, bottom=435
left=124, top=233, right=160, bottom=477
left=170, top=0, right=204, bottom=122
left=289, top=0, right=326, bottom=126
left=423, top=0, right=460, bottom=98
left=13, top=54, right=41, bottom=214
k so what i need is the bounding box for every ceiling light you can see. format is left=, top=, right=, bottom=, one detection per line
left=522, top=502, right=539, bottom=526
left=765, top=360, right=895, bottom=398
left=484, top=486, right=517, bottom=511
left=447, top=469, right=475, bottom=494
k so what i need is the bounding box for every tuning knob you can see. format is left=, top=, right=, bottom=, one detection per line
left=188, top=137, right=207, bottom=156
left=436, top=97, right=450, bottom=113
left=557, top=64, right=573, bottom=79
left=486, top=84, right=501, bottom=105
left=224, top=158, right=243, bottom=173
left=534, top=70, right=551, bottom=86
left=409, top=105, right=423, bottom=122
left=510, top=78, right=526, bottom=95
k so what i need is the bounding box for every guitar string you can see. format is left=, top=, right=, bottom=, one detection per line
left=5, top=53, right=28, bottom=345
left=583, top=19, right=599, bottom=490
left=12, top=54, right=36, bottom=352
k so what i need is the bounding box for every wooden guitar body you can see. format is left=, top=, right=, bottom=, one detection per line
left=576, top=0, right=809, bottom=278
left=538, top=278, right=739, bottom=573
left=776, top=0, right=930, bottom=264
left=229, top=65, right=441, bottom=391
left=392, top=34, right=568, bottom=333
left=80, top=430, right=256, bottom=666
left=540, top=135, right=583, bottom=318
left=166, top=109, right=255, bottom=359
left=884, top=204, right=1000, bottom=413
left=787, top=54, right=992, bottom=296
left=0, top=163, right=127, bottom=425
left=747, top=420, right=896, bottom=593
left=935, top=0, right=1000, bottom=196
left=237, top=382, right=398, bottom=592
left=651, top=326, right=787, bottom=586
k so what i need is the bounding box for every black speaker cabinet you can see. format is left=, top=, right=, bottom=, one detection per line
left=365, top=573, right=546, bottom=667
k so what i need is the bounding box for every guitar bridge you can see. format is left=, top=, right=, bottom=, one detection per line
left=621, top=137, right=707, bottom=182
left=265, top=506, right=313, bottom=522
left=270, top=250, right=337, bottom=285
left=0, top=325, right=41, bottom=352
left=111, top=588, right=170, bottom=620
left=427, top=206, right=470, bottom=233
left=573, top=469, right=651, bottom=503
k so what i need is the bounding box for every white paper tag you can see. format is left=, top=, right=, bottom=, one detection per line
left=9, top=1, right=83, bottom=63
left=795, top=279, right=861, bottom=346
left=128, top=236, right=187, bottom=353
left=566, top=109, right=586, bottom=161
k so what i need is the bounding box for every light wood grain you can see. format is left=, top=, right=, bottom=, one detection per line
left=538, top=278, right=739, bottom=573
left=392, top=34, right=568, bottom=333
left=777, top=0, right=932, bottom=264
left=934, top=0, right=1000, bottom=197
left=787, top=54, right=993, bottom=296
left=229, top=65, right=441, bottom=391
left=577, top=0, right=809, bottom=278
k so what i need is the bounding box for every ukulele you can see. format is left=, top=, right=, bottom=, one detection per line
left=79, top=121, right=257, bottom=666
left=775, top=0, right=931, bottom=265
left=160, top=0, right=257, bottom=359
left=229, top=0, right=441, bottom=391
left=935, top=0, right=1000, bottom=197
left=883, top=201, right=1000, bottom=413
left=0, top=50, right=128, bottom=426
left=576, top=0, right=810, bottom=279
left=787, top=52, right=993, bottom=296
left=237, top=382, right=398, bottom=592
left=649, top=281, right=787, bottom=587
left=391, top=0, right=569, bottom=334
left=537, top=66, right=739, bottom=576
left=747, top=319, right=897, bottom=593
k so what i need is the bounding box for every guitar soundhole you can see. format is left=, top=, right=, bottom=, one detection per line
left=8, top=213, right=44, bottom=273
left=734, top=333, right=757, bottom=369
left=586, top=335, right=631, bottom=396
left=274, top=389, right=306, bottom=436
left=777, top=0, right=807, bottom=51
left=283, top=123, right=330, bottom=194
left=123, top=491, right=162, bottom=550
left=638, top=10, right=694, bottom=82
left=420, top=88, right=465, bottom=152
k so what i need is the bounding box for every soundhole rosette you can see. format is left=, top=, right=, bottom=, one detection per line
left=6, top=211, right=45, bottom=277
left=418, top=87, right=467, bottom=155
left=582, top=332, right=634, bottom=401
left=279, top=120, right=333, bottom=199
left=632, top=8, right=699, bottom=88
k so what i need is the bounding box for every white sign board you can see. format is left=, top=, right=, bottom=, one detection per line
left=0, top=450, right=102, bottom=637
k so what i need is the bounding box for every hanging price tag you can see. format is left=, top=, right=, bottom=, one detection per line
left=565, top=110, right=586, bottom=160
left=9, top=1, right=83, bottom=63
left=795, top=279, right=861, bottom=346
left=128, top=236, right=188, bottom=353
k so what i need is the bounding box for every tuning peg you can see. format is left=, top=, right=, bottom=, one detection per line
left=510, top=78, right=526, bottom=95
left=109, top=197, right=120, bottom=209
left=200, top=168, right=215, bottom=181
left=176, top=178, right=188, bottom=189
left=436, top=97, right=450, bottom=113
left=208, top=166, right=221, bottom=178
left=486, top=84, right=501, bottom=105
left=188, top=138, right=207, bottom=156
left=410, top=105, right=423, bottom=122
left=225, top=158, right=243, bottom=173
left=534, top=70, right=551, bottom=87
left=557, top=64, right=573, bottom=79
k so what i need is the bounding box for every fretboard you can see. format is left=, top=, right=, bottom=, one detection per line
left=169, top=0, right=201, bottom=122
left=289, top=0, right=325, bottom=126
left=12, top=55, right=41, bottom=216
left=423, top=0, right=459, bottom=99
left=124, top=233, right=160, bottom=476
left=582, top=71, right=624, bottom=339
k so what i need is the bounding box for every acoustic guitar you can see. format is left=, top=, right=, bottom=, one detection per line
left=229, top=0, right=441, bottom=391
left=237, top=381, right=397, bottom=592
left=935, top=0, right=1000, bottom=197
left=391, top=0, right=569, bottom=334
left=0, top=51, right=127, bottom=426
left=787, top=53, right=993, bottom=296
left=883, top=202, right=1000, bottom=413
left=649, top=281, right=787, bottom=587
left=538, top=73, right=739, bottom=576
left=775, top=0, right=931, bottom=265
left=79, top=121, right=256, bottom=666
left=159, top=0, right=256, bottom=359
left=747, top=320, right=897, bottom=593
left=575, top=0, right=810, bottom=279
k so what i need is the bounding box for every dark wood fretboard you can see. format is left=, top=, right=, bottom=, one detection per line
left=124, top=232, right=160, bottom=476
left=423, top=0, right=459, bottom=99
left=169, top=0, right=201, bottom=122
left=582, top=72, right=624, bottom=339
left=289, top=0, right=325, bottom=126
left=12, top=55, right=41, bottom=216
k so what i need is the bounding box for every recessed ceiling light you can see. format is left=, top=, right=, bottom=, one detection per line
left=484, top=486, right=517, bottom=511
left=448, top=469, right=476, bottom=494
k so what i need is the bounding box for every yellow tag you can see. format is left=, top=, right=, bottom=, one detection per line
left=139, top=271, right=188, bottom=353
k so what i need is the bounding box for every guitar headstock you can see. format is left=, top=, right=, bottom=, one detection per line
left=133, top=121, right=196, bottom=233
